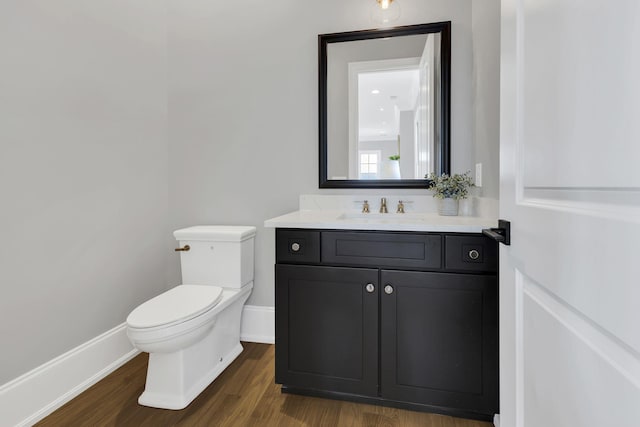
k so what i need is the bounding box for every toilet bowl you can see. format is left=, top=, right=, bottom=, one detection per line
left=126, top=226, right=256, bottom=410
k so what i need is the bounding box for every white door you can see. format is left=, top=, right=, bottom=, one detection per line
left=499, top=1, right=640, bottom=426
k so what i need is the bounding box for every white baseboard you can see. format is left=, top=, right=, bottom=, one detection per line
left=0, top=323, right=138, bottom=427
left=494, top=414, right=500, bottom=427
left=0, top=305, right=275, bottom=427
left=240, top=305, right=275, bottom=344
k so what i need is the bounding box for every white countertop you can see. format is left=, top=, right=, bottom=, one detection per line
left=264, top=210, right=498, bottom=233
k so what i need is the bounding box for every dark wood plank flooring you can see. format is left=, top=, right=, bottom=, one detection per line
left=37, top=343, right=493, bottom=427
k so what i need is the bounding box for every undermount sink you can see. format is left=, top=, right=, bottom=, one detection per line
left=337, top=212, right=436, bottom=222
left=338, top=212, right=383, bottom=220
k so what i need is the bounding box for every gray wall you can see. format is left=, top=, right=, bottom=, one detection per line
left=167, top=0, right=479, bottom=308
left=472, top=0, right=501, bottom=199
left=0, top=0, right=500, bottom=385
left=0, top=1, right=169, bottom=384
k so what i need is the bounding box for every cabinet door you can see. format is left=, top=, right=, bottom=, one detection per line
left=276, top=265, right=379, bottom=396
left=380, top=270, right=498, bottom=416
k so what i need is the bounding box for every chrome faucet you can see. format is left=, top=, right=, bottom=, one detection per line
left=379, top=197, right=388, bottom=213
left=397, top=200, right=405, bottom=214
left=362, top=200, right=370, bottom=213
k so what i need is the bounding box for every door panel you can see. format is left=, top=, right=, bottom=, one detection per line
left=275, top=265, right=379, bottom=396
left=380, top=270, right=498, bottom=415
left=522, top=275, right=640, bottom=426
left=500, top=0, right=640, bottom=425
left=520, top=0, right=640, bottom=189
left=396, top=285, right=483, bottom=394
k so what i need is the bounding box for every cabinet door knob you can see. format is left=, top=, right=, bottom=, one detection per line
left=469, top=249, right=480, bottom=260
left=291, top=242, right=301, bottom=252
left=384, top=284, right=394, bottom=295
left=365, top=283, right=375, bottom=293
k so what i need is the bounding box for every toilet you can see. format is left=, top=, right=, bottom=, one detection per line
left=126, top=225, right=256, bottom=410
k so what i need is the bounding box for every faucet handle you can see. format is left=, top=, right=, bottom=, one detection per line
left=354, top=200, right=370, bottom=213
left=397, top=200, right=413, bottom=214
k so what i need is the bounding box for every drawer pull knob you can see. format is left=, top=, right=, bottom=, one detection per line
left=384, top=285, right=394, bottom=295
left=365, top=283, right=375, bottom=293
left=469, top=249, right=480, bottom=260
left=291, top=242, right=301, bottom=252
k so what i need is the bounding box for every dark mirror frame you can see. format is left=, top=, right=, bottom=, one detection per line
left=319, top=21, right=451, bottom=188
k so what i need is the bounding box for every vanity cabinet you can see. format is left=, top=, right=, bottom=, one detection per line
left=274, top=228, right=498, bottom=421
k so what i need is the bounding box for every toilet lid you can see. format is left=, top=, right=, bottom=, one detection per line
left=127, top=285, right=223, bottom=329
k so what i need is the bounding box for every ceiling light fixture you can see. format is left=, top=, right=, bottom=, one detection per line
left=371, top=0, right=401, bottom=26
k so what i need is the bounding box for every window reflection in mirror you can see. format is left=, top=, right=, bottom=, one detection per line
left=319, top=22, right=450, bottom=189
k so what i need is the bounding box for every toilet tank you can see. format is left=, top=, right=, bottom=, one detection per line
left=173, top=226, right=256, bottom=288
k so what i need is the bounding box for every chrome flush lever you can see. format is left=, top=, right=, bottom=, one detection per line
left=174, top=245, right=190, bottom=252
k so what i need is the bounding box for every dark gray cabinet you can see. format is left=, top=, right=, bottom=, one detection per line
left=380, top=270, right=498, bottom=416
left=275, top=264, right=378, bottom=396
left=274, top=228, right=498, bottom=421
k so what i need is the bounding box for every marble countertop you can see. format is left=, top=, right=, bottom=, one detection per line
left=264, top=210, right=498, bottom=233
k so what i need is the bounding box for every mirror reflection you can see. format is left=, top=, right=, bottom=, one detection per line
left=319, top=22, right=450, bottom=188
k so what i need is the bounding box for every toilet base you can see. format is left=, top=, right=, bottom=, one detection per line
left=137, top=287, right=250, bottom=410
left=138, top=343, right=243, bottom=410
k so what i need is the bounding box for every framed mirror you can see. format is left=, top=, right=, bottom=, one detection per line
left=319, top=22, right=451, bottom=188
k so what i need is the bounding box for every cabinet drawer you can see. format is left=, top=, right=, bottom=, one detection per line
left=276, top=229, right=320, bottom=264
left=445, top=235, right=497, bottom=273
left=322, top=231, right=441, bottom=269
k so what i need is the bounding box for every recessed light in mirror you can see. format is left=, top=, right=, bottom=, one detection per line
left=371, top=89, right=380, bottom=94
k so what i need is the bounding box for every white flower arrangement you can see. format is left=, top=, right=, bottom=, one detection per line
left=426, top=171, right=474, bottom=200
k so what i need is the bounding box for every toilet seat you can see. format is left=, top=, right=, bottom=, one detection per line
left=127, top=284, right=223, bottom=330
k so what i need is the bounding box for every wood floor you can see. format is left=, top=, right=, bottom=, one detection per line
left=37, top=343, right=493, bottom=427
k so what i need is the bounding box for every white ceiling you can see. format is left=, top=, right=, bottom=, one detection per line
left=358, top=68, right=420, bottom=142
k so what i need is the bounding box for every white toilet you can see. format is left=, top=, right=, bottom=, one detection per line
left=126, top=225, right=256, bottom=410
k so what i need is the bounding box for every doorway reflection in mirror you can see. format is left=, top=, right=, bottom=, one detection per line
left=327, top=32, right=442, bottom=181
left=351, top=34, right=439, bottom=180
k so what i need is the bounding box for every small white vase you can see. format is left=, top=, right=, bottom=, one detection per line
left=438, top=198, right=459, bottom=216
left=381, top=160, right=401, bottom=179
